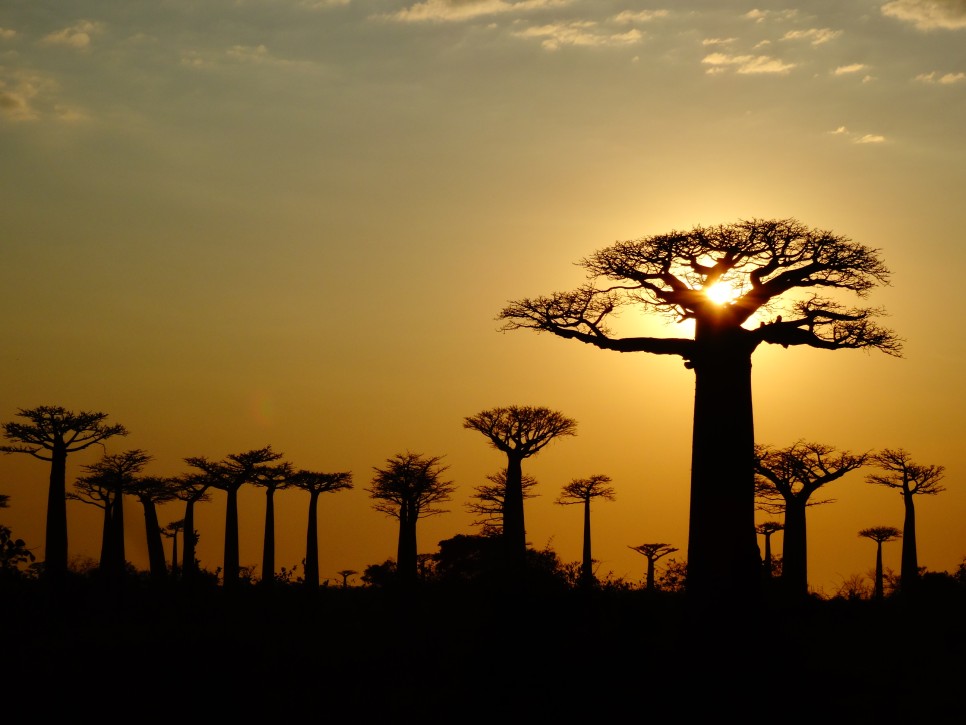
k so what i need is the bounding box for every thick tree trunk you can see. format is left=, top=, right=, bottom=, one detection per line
left=900, top=493, right=918, bottom=590
left=104, top=484, right=126, bottom=584
left=171, top=530, right=179, bottom=577
left=304, top=491, right=320, bottom=589
left=874, top=542, right=884, bottom=600
left=686, top=324, right=760, bottom=606
left=762, top=534, right=773, bottom=578
left=397, top=506, right=418, bottom=584
left=142, top=500, right=168, bottom=581
left=262, top=489, right=276, bottom=586
left=45, top=443, right=69, bottom=582
left=502, top=454, right=527, bottom=569
left=581, top=498, right=593, bottom=584
left=183, top=500, right=198, bottom=582
left=223, top=486, right=240, bottom=588
left=646, top=560, right=656, bottom=591
left=98, top=504, right=111, bottom=571
left=781, top=500, right=808, bottom=600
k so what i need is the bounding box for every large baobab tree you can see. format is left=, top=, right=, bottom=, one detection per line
left=366, top=452, right=455, bottom=586
left=629, top=543, right=679, bottom=591
left=185, top=446, right=284, bottom=589
left=754, top=441, right=868, bottom=599
left=466, top=469, right=539, bottom=536
left=858, top=526, right=901, bottom=601
left=126, top=475, right=179, bottom=581
left=499, top=219, right=900, bottom=603
left=866, top=449, right=945, bottom=591
left=1, top=406, right=128, bottom=583
left=463, top=406, right=577, bottom=569
left=251, top=461, right=294, bottom=587
left=755, top=521, right=784, bottom=580
left=288, top=469, right=353, bottom=589
left=555, top=474, right=616, bottom=585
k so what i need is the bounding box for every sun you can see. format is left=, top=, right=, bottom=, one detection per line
left=704, top=281, right=737, bottom=305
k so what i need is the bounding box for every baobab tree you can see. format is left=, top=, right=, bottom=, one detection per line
left=499, top=219, right=900, bottom=603
left=162, top=519, right=185, bottom=576
left=366, top=452, right=455, bottom=586
left=555, top=474, right=616, bottom=585
left=755, top=521, right=784, bottom=580
left=866, top=449, right=945, bottom=591
left=466, top=469, right=539, bottom=536
left=172, top=472, right=213, bottom=583
left=463, top=406, right=577, bottom=569
left=858, top=526, right=901, bottom=601
left=185, top=446, right=284, bottom=589
left=288, top=469, right=353, bottom=590
left=67, top=470, right=115, bottom=572
left=1, top=406, right=128, bottom=583
left=126, top=474, right=179, bottom=581
left=754, top=441, right=868, bottom=599
left=251, top=461, right=295, bottom=587
left=337, top=569, right=357, bottom=588
left=629, top=543, right=679, bottom=591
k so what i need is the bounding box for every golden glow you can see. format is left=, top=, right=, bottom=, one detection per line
left=704, top=281, right=737, bottom=305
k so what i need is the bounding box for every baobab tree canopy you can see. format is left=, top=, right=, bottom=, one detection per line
left=499, top=219, right=901, bottom=604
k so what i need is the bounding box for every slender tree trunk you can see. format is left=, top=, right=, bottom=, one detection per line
left=98, top=504, right=111, bottom=571
left=105, top=483, right=126, bottom=584
left=502, top=454, right=527, bottom=570
left=171, top=530, right=179, bottom=577
left=762, top=533, right=773, bottom=579
left=304, top=491, right=320, bottom=589
left=781, top=500, right=808, bottom=600
left=581, top=498, right=593, bottom=584
left=45, top=442, right=69, bottom=582
left=397, top=504, right=418, bottom=585
left=686, top=327, right=760, bottom=606
left=142, top=499, right=168, bottom=581
left=224, top=485, right=240, bottom=588
left=900, top=492, right=918, bottom=590
left=874, top=542, right=884, bottom=600
left=262, top=488, right=276, bottom=586
left=183, top=499, right=198, bottom=582
left=646, top=559, right=656, bottom=591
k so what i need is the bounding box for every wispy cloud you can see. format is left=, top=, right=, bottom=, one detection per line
left=745, top=9, right=799, bottom=24
left=0, top=69, right=54, bottom=121
left=882, top=0, right=966, bottom=30
left=514, top=22, right=642, bottom=51
left=782, top=28, right=842, bottom=45
left=702, top=37, right=737, bottom=46
left=613, top=10, right=669, bottom=24
left=833, top=63, right=868, bottom=75
left=702, top=52, right=795, bottom=75
left=40, top=20, right=102, bottom=49
left=829, top=126, right=889, bottom=144
left=378, top=0, right=570, bottom=23
left=182, top=44, right=317, bottom=71
left=915, top=70, right=966, bottom=83
left=0, top=27, right=17, bottom=41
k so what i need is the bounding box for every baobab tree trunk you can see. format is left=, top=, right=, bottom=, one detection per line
left=900, top=493, right=918, bottom=590
left=142, top=500, right=168, bottom=581
left=687, top=325, right=760, bottom=606
left=581, top=498, right=593, bottom=584
left=223, top=486, right=240, bottom=588
left=646, top=559, right=656, bottom=591
left=781, top=501, right=808, bottom=600
left=874, top=541, right=884, bottom=600
left=397, top=506, right=418, bottom=585
left=304, top=491, right=320, bottom=589
left=502, top=454, right=527, bottom=570
left=171, top=529, right=179, bottom=577
left=45, top=442, right=69, bottom=582
left=182, top=499, right=198, bottom=582
left=262, top=488, right=276, bottom=586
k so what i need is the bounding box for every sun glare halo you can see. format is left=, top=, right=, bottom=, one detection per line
left=704, top=281, right=736, bottom=305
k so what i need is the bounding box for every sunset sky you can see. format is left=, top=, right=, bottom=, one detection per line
left=2, top=1, right=964, bottom=594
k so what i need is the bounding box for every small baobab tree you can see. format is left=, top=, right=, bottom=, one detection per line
left=629, top=543, right=679, bottom=591
left=162, top=519, right=185, bottom=576
left=555, top=474, right=616, bottom=585
left=866, top=449, right=945, bottom=591
left=171, top=472, right=213, bottom=583
left=463, top=406, right=576, bottom=569
left=755, top=521, right=784, bottom=580
left=337, top=569, right=357, bottom=588
left=251, top=461, right=295, bottom=586
left=858, top=526, right=902, bottom=600
left=1, top=406, right=128, bottom=583
left=366, top=452, right=455, bottom=586
left=126, top=474, right=179, bottom=581
left=289, top=469, right=353, bottom=590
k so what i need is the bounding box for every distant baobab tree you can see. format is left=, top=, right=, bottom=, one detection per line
left=162, top=519, right=185, bottom=576
left=337, top=569, right=357, bottom=588
left=185, top=446, right=284, bottom=589
left=172, top=472, right=213, bottom=583
left=252, top=461, right=295, bottom=587
left=866, top=449, right=945, bottom=591
left=555, top=474, right=616, bottom=586
left=127, top=474, right=179, bottom=582
left=289, top=469, right=353, bottom=589
left=463, top=406, right=577, bottom=570
left=1, top=406, right=128, bottom=584
left=858, top=526, right=902, bottom=600
left=629, top=543, right=678, bottom=591
left=755, top=521, right=784, bottom=580
left=466, top=469, right=539, bottom=536
left=754, top=441, right=868, bottom=600
left=499, top=219, right=900, bottom=604
left=366, top=452, right=455, bottom=586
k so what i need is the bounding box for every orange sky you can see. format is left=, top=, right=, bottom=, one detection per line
left=2, top=1, right=965, bottom=593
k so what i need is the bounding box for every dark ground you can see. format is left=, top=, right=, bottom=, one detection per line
left=3, top=577, right=965, bottom=722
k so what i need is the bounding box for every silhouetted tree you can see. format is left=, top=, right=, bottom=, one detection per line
left=289, top=469, right=353, bottom=589
left=858, top=526, right=902, bottom=600
left=126, top=474, right=179, bottom=581
left=866, top=449, right=945, bottom=591
left=755, top=521, right=784, bottom=580
left=67, top=471, right=114, bottom=571
left=172, top=472, right=213, bottom=583
left=463, top=406, right=577, bottom=570
left=337, top=569, right=356, bottom=588
left=1, top=406, right=128, bottom=584
left=499, top=219, right=900, bottom=604
left=755, top=441, right=868, bottom=599
left=555, top=474, right=616, bottom=586
left=185, top=446, right=284, bottom=589
left=366, top=452, right=455, bottom=586
left=251, top=461, right=295, bottom=587
left=162, top=519, right=184, bottom=576
left=629, top=543, right=679, bottom=591
left=466, top=469, right=539, bottom=536
left=0, top=524, right=36, bottom=579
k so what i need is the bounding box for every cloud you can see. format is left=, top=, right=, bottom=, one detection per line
left=0, top=69, right=56, bottom=121
left=855, top=134, right=887, bottom=143
left=702, top=37, right=737, bottom=46
left=514, top=22, right=642, bottom=51
left=613, top=10, right=669, bottom=24
left=915, top=70, right=966, bottom=83
left=881, top=0, right=966, bottom=30
left=380, top=0, right=570, bottom=23
left=782, top=28, right=842, bottom=44
left=744, top=9, right=799, bottom=23
left=40, top=20, right=102, bottom=49
left=0, top=28, right=17, bottom=41
left=829, top=126, right=888, bottom=144
left=834, top=63, right=868, bottom=75
left=702, top=52, right=795, bottom=75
